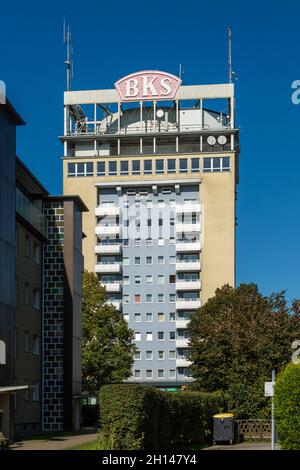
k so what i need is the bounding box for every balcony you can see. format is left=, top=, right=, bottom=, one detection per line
left=95, top=244, right=121, bottom=254
left=176, top=358, right=192, bottom=368
left=176, top=223, right=201, bottom=233
left=16, top=188, right=48, bottom=237
left=176, top=203, right=201, bottom=214
left=176, top=241, right=201, bottom=253
left=176, top=280, right=201, bottom=291
left=176, top=319, right=190, bottom=329
left=176, top=299, right=201, bottom=310
left=176, top=261, right=201, bottom=272
left=95, top=205, right=120, bottom=217
left=108, top=300, right=122, bottom=311
left=95, top=263, right=122, bottom=273
left=101, top=282, right=122, bottom=293
left=95, top=225, right=120, bottom=237
left=176, top=338, right=190, bottom=348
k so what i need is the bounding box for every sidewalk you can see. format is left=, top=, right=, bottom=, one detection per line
left=10, top=429, right=98, bottom=451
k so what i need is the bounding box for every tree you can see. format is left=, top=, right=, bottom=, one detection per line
left=188, top=284, right=300, bottom=418
left=274, top=363, right=300, bottom=450
left=82, top=271, right=135, bottom=393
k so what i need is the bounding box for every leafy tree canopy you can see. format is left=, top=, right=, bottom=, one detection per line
left=82, top=271, right=135, bottom=393
left=188, top=284, right=300, bottom=418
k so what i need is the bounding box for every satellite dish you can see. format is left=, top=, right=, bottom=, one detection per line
left=156, top=109, right=164, bottom=119
left=218, top=135, right=227, bottom=145
left=207, top=136, right=216, bottom=146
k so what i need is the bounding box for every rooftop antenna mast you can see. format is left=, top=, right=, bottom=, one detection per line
left=228, top=26, right=233, bottom=84
left=64, top=20, right=73, bottom=91
left=179, top=63, right=184, bottom=81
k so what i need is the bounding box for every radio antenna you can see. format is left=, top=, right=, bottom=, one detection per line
left=228, top=26, right=233, bottom=84
left=63, top=19, right=73, bottom=91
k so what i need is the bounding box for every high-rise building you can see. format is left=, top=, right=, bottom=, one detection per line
left=62, top=71, right=239, bottom=388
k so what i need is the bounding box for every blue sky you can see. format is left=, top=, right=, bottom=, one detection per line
left=1, top=0, right=300, bottom=300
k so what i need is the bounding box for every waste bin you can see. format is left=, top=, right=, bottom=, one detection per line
left=213, top=413, right=238, bottom=445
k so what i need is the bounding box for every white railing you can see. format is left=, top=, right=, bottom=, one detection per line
left=175, top=319, right=190, bottom=329
left=108, top=300, right=121, bottom=310
left=176, top=338, right=190, bottom=348
left=176, top=358, right=192, bottom=368
left=101, top=282, right=122, bottom=293
left=95, top=244, right=121, bottom=254
left=176, top=223, right=201, bottom=233
left=176, top=280, right=201, bottom=291
left=176, top=203, right=201, bottom=214
left=176, top=299, right=201, bottom=310
left=95, top=206, right=120, bottom=217
left=176, top=261, right=201, bottom=272
left=95, top=225, right=120, bottom=236
left=95, top=263, right=122, bottom=273
left=176, top=242, right=201, bottom=253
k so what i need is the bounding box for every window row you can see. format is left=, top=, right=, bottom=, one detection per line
left=124, top=312, right=191, bottom=322
left=124, top=275, right=178, bottom=286
left=16, top=228, right=41, bottom=264
left=134, top=369, right=177, bottom=379
left=134, top=331, right=177, bottom=341
left=67, top=157, right=231, bottom=177
left=123, top=293, right=176, bottom=304
left=15, top=279, right=40, bottom=310
left=124, top=255, right=176, bottom=265
left=135, top=350, right=177, bottom=360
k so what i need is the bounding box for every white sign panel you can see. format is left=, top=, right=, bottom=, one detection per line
left=0, top=340, right=6, bottom=365
left=264, top=381, right=275, bottom=397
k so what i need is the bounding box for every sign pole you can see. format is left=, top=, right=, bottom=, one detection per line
left=271, top=369, right=276, bottom=450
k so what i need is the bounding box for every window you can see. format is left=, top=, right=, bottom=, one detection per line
left=33, top=289, right=40, bottom=310
left=123, top=200, right=129, bottom=208
left=135, top=200, right=141, bottom=209
left=159, top=218, right=163, bottom=227
left=158, top=275, right=164, bottom=285
left=158, top=331, right=164, bottom=341
left=156, top=159, right=164, bottom=174
left=158, top=294, right=164, bottom=303
left=169, top=312, right=176, bottom=322
left=179, top=158, right=188, bottom=173
left=25, top=236, right=30, bottom=258
left=146, top=256, right=153, bottom=265
left=123, top=276, right=130, bottom=285
left=134, top=294, right=141, bottom=304
left=158, top=200, right=164, bottom=208
left=146, top=238, right=153, bottom=246
left=134, top=313, right=141, bottom=322
left=68, top=162, right=93, bottom=177
left=146, top=294, right=153, bottom=303
left=132, top=160, right=140, bottom=175
left=97, top=161, right=105, bottom=176
left=170, top=331, right=176, bottom=340
left=169, top=350, right=176, bottom=359
left=33, top=244, right=40, bottom=264
left=146, top=351, right=153, bottom=360
left=135, top=351, right=141, bottom=360
left=146, top=370, right=153, bottom=379
left=169, top=275, right=176, bottom=283
left=158, top=351, right=164, bottom=360
left=162, top=187, right=171, bottom=194
left=24, top=331, right=30, bottom=353
left=203, top=157, right=231, bottom=172
left=109, top=161, right=117, bottom=175
left=146, top=312, right=153, bottom=322
left=158, top=256, right=164, bottom=264
left=146, top=275, right=153, bottom=284
left=167, top=159, right=176, bottom=174
left=147, top=219, right=152, bottom=227
left=134, top=370, right=141, bottom=379
left=169, top=370, right=176, bottom=378
left=146, top=200, right=153, bottom=208
left=123, top=257, right=130, bottom=265
left=191, top=158, right=200, bottom=173
left=170, top=199, right=176, bottom=207
left=32, top=383, right=40, bottom=402
left=123, top=238, right=129, bottom=246
left=169, top=294, right=176, bottom=303
left=25, top=283, right=30, bottom=305
left=158, top=238, right=165, bottom=246
left=123, top=219, right=129, bottom=227
left=123, top=295, right=130, bottom=304
left=144, top=160, right=152, bottom=175
left=158, top=312, right=165, bottom=322
left=134, top=332, right=141, bottom=342
left=134, top=275, right=141, bottom=285
left=134, top=238, right=141, bottom=246
left=120, top=160, right=129, bottom=175
left=158, top=370, right=164, bottom=379
left=33, top=335, right=40, bottom=356
left=146, top=332, right=153, bottom=341
left=134, top=257, right=141, bottom=265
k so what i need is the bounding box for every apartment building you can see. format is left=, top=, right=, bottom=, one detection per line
left=62, top=70, right=239, bottom=388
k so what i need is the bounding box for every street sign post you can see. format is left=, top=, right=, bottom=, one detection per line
left=265, top=371, right=276, bottom=450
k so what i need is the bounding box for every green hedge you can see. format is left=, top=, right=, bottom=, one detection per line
left=99, top=384, right=224, bottom=450
left=274, top=363, right=300, bottom=450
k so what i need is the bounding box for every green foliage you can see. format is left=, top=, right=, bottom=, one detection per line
left=274, top=363, right=300, bottom=450
left=188, top=284, right=300, bottom=418
left=82, top=271, right=135, bottom=393
left=99, top=384, right=224, bottom=450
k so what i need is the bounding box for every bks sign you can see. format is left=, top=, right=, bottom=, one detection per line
left=115, top=70, right=181, bottom=102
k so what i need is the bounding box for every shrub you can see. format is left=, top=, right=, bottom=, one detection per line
left=99, top=384, right=224, bottom=450
left=274, top=363, right=300, bottom=450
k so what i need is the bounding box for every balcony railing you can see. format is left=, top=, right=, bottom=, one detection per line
left=176, top=280, right=201, bottom=291
left=101, top=282, right=122, bottom=293
left=176, top=261, right=201, bottom=271
left=16, top=188, right=47, bottom=237
left=176, top=358, right=192, bottom=368
left=176, top=242, right=201, bottom=253
left=95, top=244, right=121, bottom=254
left=176, top=223, right=201, bottom=233
left=176, top=203, right=201, bottom=214
left=176, top=299, right=201, bottom=310
left=95, top=225, right=120, bottom=236
left=95, top=262, right=122, bottom=273
left=95, top=206, right=120, bottom=217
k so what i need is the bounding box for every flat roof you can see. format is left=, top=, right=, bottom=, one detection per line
left=45, top=195, right=89, bottom=212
